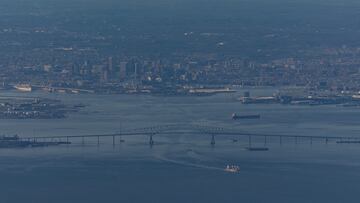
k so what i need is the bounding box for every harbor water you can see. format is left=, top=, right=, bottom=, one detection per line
left=1, top=88, right=360, bottom=203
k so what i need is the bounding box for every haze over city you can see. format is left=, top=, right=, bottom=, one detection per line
left=1, top=0, right=360, bottom=202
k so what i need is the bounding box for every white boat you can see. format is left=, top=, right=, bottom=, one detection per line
left=14, top=84, right=32, bottom=92
left=224, top=165, right=240, bottom=173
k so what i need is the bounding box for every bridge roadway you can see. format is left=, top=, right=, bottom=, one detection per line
left=24, top=124, right=360, bottom=146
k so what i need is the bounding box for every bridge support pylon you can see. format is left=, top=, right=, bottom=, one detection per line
left=149, top=134, right=155, bottom=146
left=211, top=134, right=216, bottom=146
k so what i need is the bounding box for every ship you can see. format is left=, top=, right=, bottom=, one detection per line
left=232, top=113, right=260, bottom=120
left=14, top=84, right=32, bottom=92
left=0, top=134, right=19, bottom=141
left=336, top=140, right=360, bottom=144
left=224, top=165, right=240, bottom=173
left=246, top=147, right=269, bottom=151
left=74, top=103, right=86, bottom=108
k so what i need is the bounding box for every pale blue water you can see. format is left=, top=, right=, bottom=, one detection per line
left=0, top=88, right=360, bottom=203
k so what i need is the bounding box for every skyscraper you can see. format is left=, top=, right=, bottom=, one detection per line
left=108, top=57, right=113, bottom=73
left=119, top=61, right=127, bottom=80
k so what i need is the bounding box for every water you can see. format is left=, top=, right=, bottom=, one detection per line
left=1, top=89, right=360, bottom=203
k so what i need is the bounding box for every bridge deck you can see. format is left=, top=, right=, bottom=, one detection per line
left=27, top=130, right=359, bottom=141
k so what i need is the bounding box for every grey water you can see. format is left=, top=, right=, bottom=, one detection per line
left=1, top=88, right=360, bottom=203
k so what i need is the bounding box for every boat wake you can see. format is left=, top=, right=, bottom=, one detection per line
left=153, top=150, right=224, bottom=172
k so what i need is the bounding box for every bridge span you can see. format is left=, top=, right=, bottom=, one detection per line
left=23, top=124, right=360, bottom=147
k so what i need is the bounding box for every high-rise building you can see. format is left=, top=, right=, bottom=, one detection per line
left=102, top=69, right=108, bottom=82
left=119, top=61, right=127, bottom=80
left=108, top=57, right=113, bottom=73
left=134, top=63, right=138, bottom=80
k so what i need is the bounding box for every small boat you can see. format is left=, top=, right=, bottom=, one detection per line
left=14, top=84, right=32, bottom=92
left=232, top=113, right=260, bottom=120
left=246, top=147, right=269, bottom=151
left=224, top=165, right=240, bottom=173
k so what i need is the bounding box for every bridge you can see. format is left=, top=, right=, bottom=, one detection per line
left=24, top=124, right=360, bottom=147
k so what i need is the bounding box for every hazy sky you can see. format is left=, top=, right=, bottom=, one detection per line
left=1, top=0, right=359, bottom=56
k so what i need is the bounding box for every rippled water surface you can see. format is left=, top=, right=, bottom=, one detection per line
left=1, top=88, right=360, bottom=203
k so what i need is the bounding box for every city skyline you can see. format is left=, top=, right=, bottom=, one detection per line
left=1, top=1, right=360, bottom=203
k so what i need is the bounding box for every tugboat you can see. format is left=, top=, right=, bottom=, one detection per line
left=232, top=113, right=260, bottom=120
left=224, top=165, right=240, bottom=173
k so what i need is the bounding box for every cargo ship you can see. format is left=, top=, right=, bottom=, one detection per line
left=336, top=140, right=360, bottom=144
left=232, top=113, right=260, bottom=120
left=0, top=134, right=19, bottom=141
left=246, top=147, right=269, bottom=151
